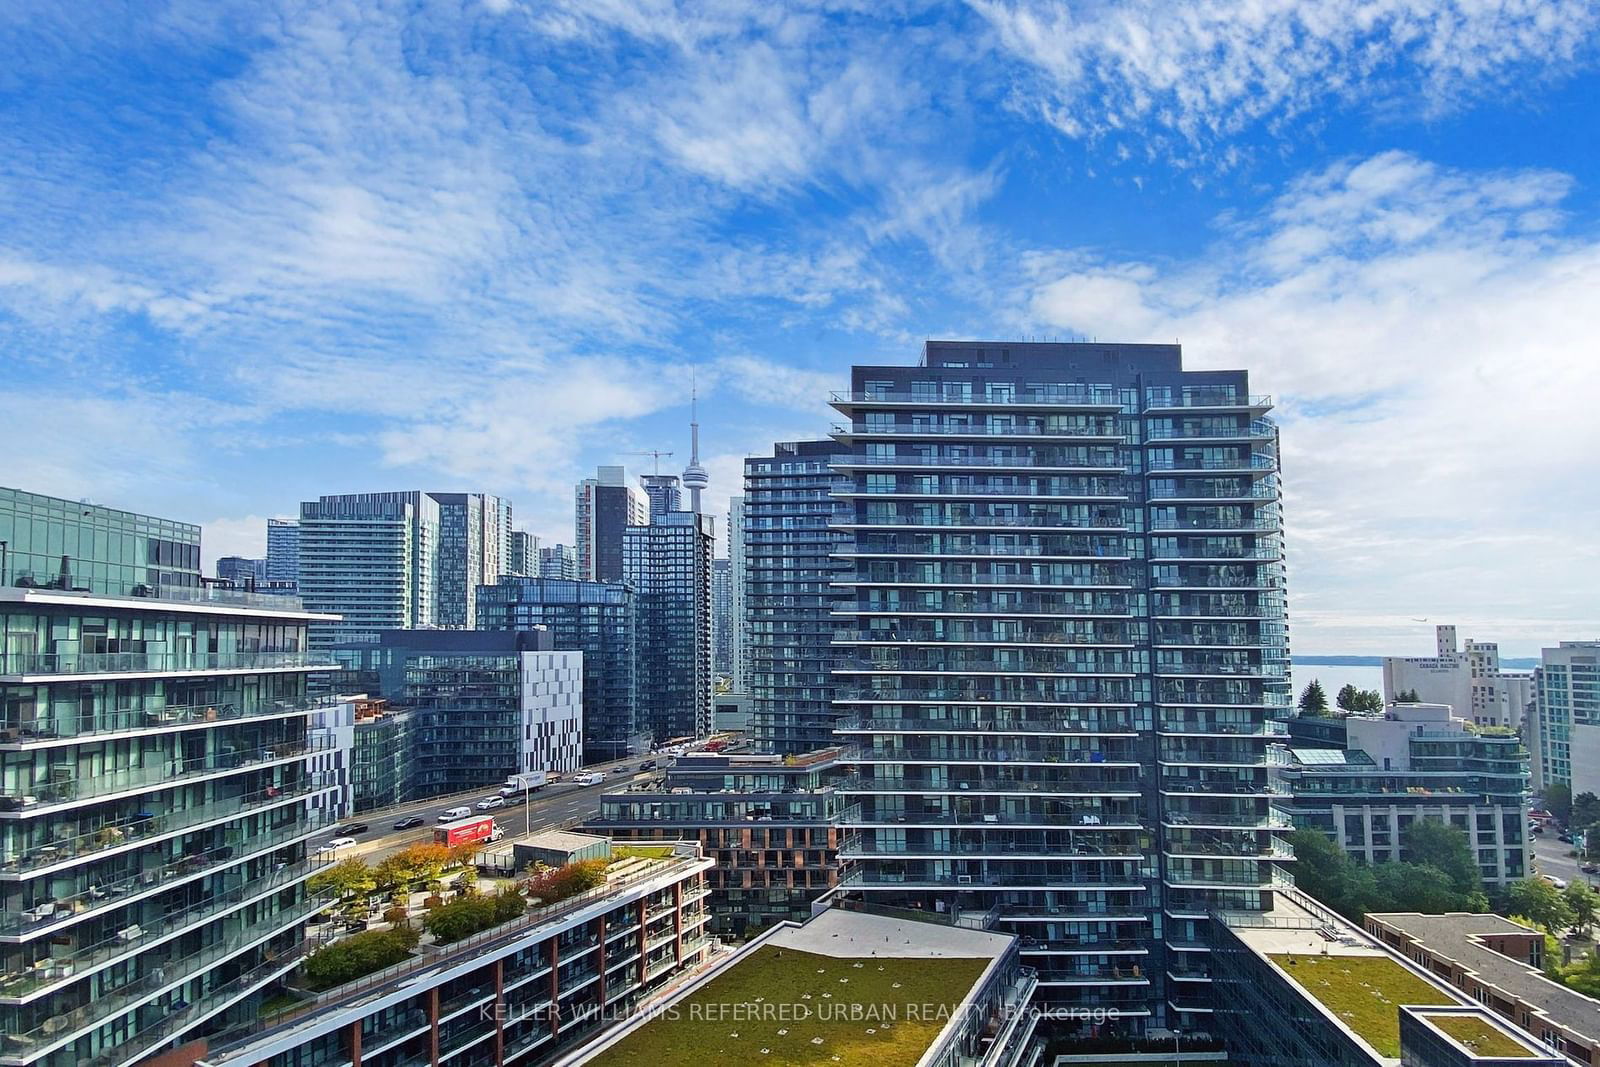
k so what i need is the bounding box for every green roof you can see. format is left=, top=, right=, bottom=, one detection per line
left=1269, top=953, right=1456, bottom=1058
left=592, top=945, right=988, bottom=1067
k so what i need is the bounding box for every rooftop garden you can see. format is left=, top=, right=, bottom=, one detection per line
left=1425, top=1014, right=1537, bottom=1058
left=1269, top=953, right=1455, bottom=1058
left=592, top=945, right=988, bottom=1066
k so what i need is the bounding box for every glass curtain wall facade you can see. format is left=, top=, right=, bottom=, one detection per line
left=744, top=442, right=848, bottom=755
left=431, top=493, right=511, bottom=629
left=575, top=468, right=646, bottom=583
left=829, top=340, right=1289, bottom=1034
left=0, top=588, right=339, bottom=1067
left=623, top=513, right=714, bottom=745
left=0, top=488, right=201, bottom=596
left=712, top=558, right=732, bottom=680
left=297, top=492, right=440, bottom=651
left=264, top=519, right=299, bottom=590
left=477, top=577, right=643, bottom=762
left=1535, top=642, right=1600, bottom=790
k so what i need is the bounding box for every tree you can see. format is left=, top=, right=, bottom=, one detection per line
left=309, top=858, right=376, bottom=902
left=1336, top=684, right=1360, bottom=712
left=1566, top=880, right=1599, bottom=936
left=1507, top=877, right=1575, bottom=933
left=1546, top=784, right=1574, bottom=825
left=1572, top=793, right=1600, bottom=833
left=375, top=843, right=452, bottom=892
left=1402, top=820, right=1482, bottom=896
left=1372, top=863, right=1477, bottom=914
left=1287, top=828, right=1376, bottom=919
left=1353, top=688, right=1385, bottom=713
left=1396, top=689, right=1421, bottom=703
left=1299, top=679, right=1330, bottom=716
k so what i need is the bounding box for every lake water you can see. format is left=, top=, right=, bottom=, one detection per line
left=1288, top=661, right=1386, bottom=703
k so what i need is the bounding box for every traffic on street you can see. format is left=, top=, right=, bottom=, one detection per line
left=313, top=753, right=660, bottom=863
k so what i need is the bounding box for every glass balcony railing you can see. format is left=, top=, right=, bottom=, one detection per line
left=0, top=857, right=330, bottom=1000
left=0, top=650, right=336, bottom=678
left=840, top=869, right=1147, bottom=890
left=834, top=423, right=1122, bottom=438
left=846, top=808, right=1142, bottom=828
left=1143, top=394, right=1272, bottom=410
left=836, top=542, right=1128, bottom=559
left=0, top=812, right=334, bottom=935
left=0, top=700, right=318, bottom=747
left=833, top=389, right=1123, bottom=406
left=4, top=898, right=326, bottom=1062
left=0, top=776, right=329, bottom=875
left=834, top=628, right=1135, bottom=645
left=1143, top=423, right=1275, bottom=442
left=839, top=774, right=1141, bottom=794
left=1145, top=455, right=1275, bottom=472
left=833, top=514, right=1128, bottom=530
left=836, top=714, right=1139, bottom=734
left=1, top=739, right=327, bottom=810
left=833, top=454, right=1122, bottom=469
left=1147, top=483, right=1277, bottom=501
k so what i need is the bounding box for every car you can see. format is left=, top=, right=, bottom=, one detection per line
left=477, top=796, right=505, bottom=811
left=438, top=806, right=472, bottom=822
left=333, top=823, right=368, bottom=836
left=1582, top=863, right=1598, bottom=874
left=1532, top=825, right=1545, bottom=834
left=318, top=837, right=356, bottom=853
left=1546, top=875, right=1568, bottom=889
left=1559, top=833, right=1574, bottom=843
left=392, top=816, right=425, bottom=830
left=546, top=772, right=563, bottom=783
left=639, top=759, right=658, bottom=771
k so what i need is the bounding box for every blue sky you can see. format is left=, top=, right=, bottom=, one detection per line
left=3, top=0, right=1599, bottom=655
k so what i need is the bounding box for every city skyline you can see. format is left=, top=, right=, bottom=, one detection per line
left=4, top=5, right=1600, bottom=656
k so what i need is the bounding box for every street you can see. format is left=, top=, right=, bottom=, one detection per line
left=1530, top=831, right=1597, bottom=889
left=317, top=754, right=659, bottom=863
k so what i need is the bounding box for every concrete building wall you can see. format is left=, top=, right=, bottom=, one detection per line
left=520, top=649, right=584, bottom=774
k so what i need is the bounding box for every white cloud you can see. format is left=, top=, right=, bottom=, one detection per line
left=972, top=0, right=1600, bottom=153
left=1027, top=151, right=1600, bottom=653
left=200, top=514, right=277, bottom=574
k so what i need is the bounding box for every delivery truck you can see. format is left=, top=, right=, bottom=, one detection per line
left=498, top=770, right=548, bottom=797
left=433, top=815, right=505, bottom=847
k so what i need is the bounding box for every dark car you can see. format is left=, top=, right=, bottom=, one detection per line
left=392, top=816, right=425, bottom=831
left=1559, top=833, right=1574, bottom=843
left=640, top=759, right=658, bottom=771
left=333, top=823, right=369, bottom=836
left=1532, top=825, right=1545, bottom=834
left=1582, top=863, right=1598, bottom=874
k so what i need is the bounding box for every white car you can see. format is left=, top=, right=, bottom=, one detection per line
left=319, top=837, right=356, bottom=853
left=477, top=796, right=505, bottom=811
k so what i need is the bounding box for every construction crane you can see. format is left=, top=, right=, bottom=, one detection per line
left=622, top=450, right=674, bottom=475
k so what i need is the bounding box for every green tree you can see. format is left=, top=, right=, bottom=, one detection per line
left=1402, top=820, right=1482, bottom=896
left=1507, top=877, right=1575, bottom=933
left=1396, top=689, right=1421, bottom=703
left=1287, top=828, right=1375, bottom=919
left=1372, top=862, right=1477, bottom=914
left=1572, top=793, right=1600, bottom=833
left=1546, top=784, right=1573, bottom=825
left=1336, top=684, right=1360, bottom=712
left=1298, top=679, right=1329, bottom=716
left=1566, top=880, right=1599, bottom=936
left=309, top=858, right=376, bottom=902
left=1353, top=688, right=1385, bottom=713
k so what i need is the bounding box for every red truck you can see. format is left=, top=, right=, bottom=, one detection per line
left=433, top=815, right=505, bottom=847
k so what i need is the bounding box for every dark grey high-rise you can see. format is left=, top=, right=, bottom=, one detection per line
left=478, top=576, right=644, bottom=762
left=744, top=440, right=849, bottom=754
left=624, top=511, right=715, bottom=744
left=830, top=341, right=1288, bottom=1035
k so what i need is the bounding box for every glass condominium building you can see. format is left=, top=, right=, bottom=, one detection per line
left=744, top=441, right=849, bottom=755
left=0, top=488, right=201, bottom=596
left=623, top=512, right=715, bottom=745
left=829, top=340, right=1289, bottom=1035
left=0, top=573, right=339, bottom=1067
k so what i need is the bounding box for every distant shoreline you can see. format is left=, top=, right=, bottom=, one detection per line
left=1294, top=655, right=1539, bottom=669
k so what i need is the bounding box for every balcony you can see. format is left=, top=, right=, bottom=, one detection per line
left=0, top=700, right=320, bottom=750
left=1, top=898, right=325, bottom=1064
left=840, top=869, right=1147, bottom=891
left=835, top=714, right=1138, bottom=735
left=846, top=809, right=1142, bottom=829
left=836, top=484, right=1128, bottom=500
left=0, top=858, right=329, bottom=1002
left=0, top=650, right=337, bottom=682
left=832, top=423, right=1122, bottom=441
left=1161, top=811, right=1290, bottom=829
left=832, top=389, right=1122, bottom=408
left=0, top=739, right=327, bottom=815
left=0, top=776, right=329, bottom=877
left=0, top=812, right=334, bottom=937
left=835, top=686, right=1133, bottom=705
left=1143, top=394, right=1272, bottom=412
left=831, top=454, right=1124, bottom=471
left=1147, top=483, right=1278, bottom=501
left=1143, top=421, right=1276, bottom=443
left=839, top=838, right=1142, bottom=861
left=1149, top=515, right=1276, bottom=532
left=838, top=775, right=1141, bottom=796
left=832, top=514, right=1128, bottom=531
left=1145, top=455, right=1275, bottom=473
left=834, top=629, right=1134, bottom=647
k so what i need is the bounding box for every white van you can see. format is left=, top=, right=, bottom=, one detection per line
left=438, top=806, right=472, bottom=822
left=574, top=772, right=607, bottom=786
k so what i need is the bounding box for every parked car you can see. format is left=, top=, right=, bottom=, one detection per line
left=1546, top=875, right=1568, bottom=889
left=1559, top=833, right=1574, bottom=843
left=477, top=796, right=505, bottom=811
left=318, top=837, right=356, bottom=853
left=1532, top=825, right=1545, bottom=834
left=393, top=816, right=425, bottom=830
left=1581, top=863, right=1598, bottom=874
left=333, top=823, right=368, bottom=836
